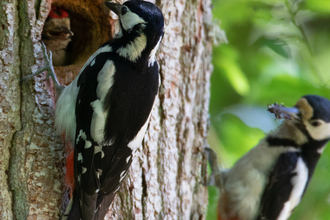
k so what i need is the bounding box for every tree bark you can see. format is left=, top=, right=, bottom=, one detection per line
left=0, top=0, right=224, bottom=219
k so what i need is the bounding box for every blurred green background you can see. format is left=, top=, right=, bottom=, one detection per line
left=207, top=0, right=330, bottom=219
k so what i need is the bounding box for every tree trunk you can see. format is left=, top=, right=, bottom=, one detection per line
left=0, top=0, right=224, bottom=219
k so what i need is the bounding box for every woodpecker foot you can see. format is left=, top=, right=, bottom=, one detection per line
left=204, top=147, right=224, bottom=191
left=23, top=41, right=65, bottom=95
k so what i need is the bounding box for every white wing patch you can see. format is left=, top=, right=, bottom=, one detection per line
left=113, top=185, right=121, bottom=194
left=277, top=157, right=308, bottom=220
left=117, top=34, right=147, bottom=62
left=97, top=60, right=115, bottom=103
left=94, top=145, right=105, bottom=158
left=127, top=112, right=151, bottom=151
left=90, top=60, right=116, bottom=145
left=76, top=129, right=87, bottom=144
left=126, top=155, right=131, bottom=163
left=77, top=153, right=83, bottom=162
left=84, top=140, right=92, bottom=149
left=55, top=45, right=112, bottom=144
left=148, top=36, right=162, bottom=67
left=119, top=170, right=127, bottom=182
left=277, top=202, right=291, bottom=220
left=90, top=100, right=107, bottom=144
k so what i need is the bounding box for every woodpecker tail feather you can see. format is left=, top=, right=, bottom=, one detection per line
left=93, top=193, right=116, bottom=220
left=62, top=189, right=117, bottom=220
left=62, top=191, right=81, bottom=220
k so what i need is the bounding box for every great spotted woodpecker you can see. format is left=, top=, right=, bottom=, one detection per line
left=206, top=95, right=330, bottom=220
left=29, top=0, right=164, bottom=219
left=42, top=5, right=74, bottom=66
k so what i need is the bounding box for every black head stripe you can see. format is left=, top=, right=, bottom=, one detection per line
left=266, top=137, right=299, bottom=148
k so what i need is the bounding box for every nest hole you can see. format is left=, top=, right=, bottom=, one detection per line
left=46, top=0, right=114, bottom=85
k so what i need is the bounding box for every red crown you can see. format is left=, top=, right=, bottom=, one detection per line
left=48, top=6, right=69, bottom=19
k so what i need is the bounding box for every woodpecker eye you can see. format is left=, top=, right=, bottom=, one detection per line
left=121, top=7, right=128, bottom=15
left=311, top=121, right=321, bottom=127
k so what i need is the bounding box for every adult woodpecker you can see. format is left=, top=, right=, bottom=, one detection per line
left=206, top=95, right=330, bottom=220
left=29, top=0, right=164, bottom=219
left=42, top=5, right=74, bottom=66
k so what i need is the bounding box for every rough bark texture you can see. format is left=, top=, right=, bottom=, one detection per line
left=0, top=0, right=223, bottom=219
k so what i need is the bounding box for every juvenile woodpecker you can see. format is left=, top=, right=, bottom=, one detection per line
left=206, top=95, right=330, bottom=220
left=42, top=5, right=73, bottom=66
left=30, top=0, right=164, bottom=219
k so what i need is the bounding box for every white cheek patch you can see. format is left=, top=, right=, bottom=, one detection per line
left=121, top=11, right=146, bottom=31
left=305, top=121, right=330, bottom=141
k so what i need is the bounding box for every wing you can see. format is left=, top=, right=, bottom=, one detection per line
left=74, top=46, right=159, bottom=219
left=74, top=50, right=110, bottom=219
left=256, top=152, right=308, bottom=220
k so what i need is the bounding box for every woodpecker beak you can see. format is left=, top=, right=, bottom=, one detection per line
left=57, top=26, right=74, bottom=37
left=45, top=26, right=74, bottom=40
left=105, top=1, right=123, bottom=16
left=268, top=103, right=301, bottom=121
left=62, top=27, right=74, bottom=37
left=277, top=106, right=300, bottom=120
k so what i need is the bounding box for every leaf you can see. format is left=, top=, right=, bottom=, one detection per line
left=306, top=0, right=330, bottom=13
left=252, top=36, right=291, bottom=58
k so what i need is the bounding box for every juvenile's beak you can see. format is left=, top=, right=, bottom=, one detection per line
left=58, top=26, right=74, bottom=36
left=105, top=1, right=124, bottom=15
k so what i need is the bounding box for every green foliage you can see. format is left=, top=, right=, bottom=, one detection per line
left=208, top=0, right=330, bottom=219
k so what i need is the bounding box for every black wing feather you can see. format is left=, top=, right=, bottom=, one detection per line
left=73, top=49, right=159, bottom=219
left=75, top=52, right=111, bottom=193
left=256, top=152, right=301, bottom=220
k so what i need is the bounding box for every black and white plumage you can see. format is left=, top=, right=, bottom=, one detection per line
left=54, top=1, right=164, bottom=219
left=207, top=95, right=330, bottom=220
